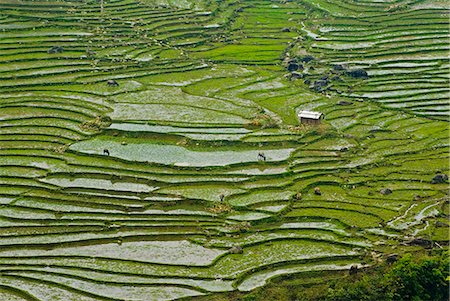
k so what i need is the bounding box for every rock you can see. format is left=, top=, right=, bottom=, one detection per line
left=281, top=27, right=291, bottom=32
left=300, top=55, right=314, bottom=63
left=331, top=75, right=343, bottom=81
left=435, top=221, right=448, bottom=227
left=337, top=100, right=353, bottom=106
left=413, top=195, right=421, bottom=201
left=314, top=187, right=321, bottom=195
left=229, top=245, right=243, bottom=254
left=349, top=265, right=358, bottom=275
left=347, top=69, right=368, bottom=79
left=287, top=62, right=299, bottom=72
left=313, top=79, right=328, bottom=92
left=386, top=254, right=399, bottom=264
left=332, top=64, right=346, bottom=71
left=47, top=46, right=64, bottom=54
left=303, top=79, right=311, bottom=85
left=291, top=71, right=303, bottom=79
left=432, top=174, right=448, bottom=184
left=340, top=147, right=348, bottom=152
left=380, top=188, right=392, bottom=195
left=314, top=79, right=327, bottom=87
left=107, top=79, right=119, bottom=86
left=293, top=192, right=302, bottom=200
left=407, top=237, right=433, bottom=248
left=369, top=127, right=391, bottom=134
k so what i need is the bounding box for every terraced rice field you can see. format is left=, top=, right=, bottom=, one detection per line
left=0, top=0, right=448, bottom=300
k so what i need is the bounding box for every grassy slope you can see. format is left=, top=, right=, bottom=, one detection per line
left=0, top=0, right=448, bottom=300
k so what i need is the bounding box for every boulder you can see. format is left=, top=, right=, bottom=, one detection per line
left=435, top=221, right=448, bottom=227
left=293, top=192, right=302, bottom=200
left=314, top=187, right=322, bottom=195
left=229, top=245, right=243, bottom=254
left=287, top=62, right=299, bottom=72
left=47, top=46, right=64, bottom=54
left=386, top=254, right=399, bottom=264
left=432, top=174, right=448, bottom=184
left=347, top=69, right=368, bottom=79
left=349, top=265, right=358, bottom=275
left=300, top=55, right=314, bottom=63
left=331, top=75, right=343, bottom=81
left=314, top=79, right=328, bottom=86
left=291, top=71, right=303, bottom=79
left=337, top=100, right=353, bottom=106
left=332, top=64, right=346, bottom=71
left=313, top=79, right=328, bottom=92
left=407, top=237, right=433, bottom=248
left=107, top=79, right=119, bottom=86
left=380, top=188, right=392, bottom=195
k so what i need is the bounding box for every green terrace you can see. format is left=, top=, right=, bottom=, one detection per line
left=0, top=0, right=448, bottom=300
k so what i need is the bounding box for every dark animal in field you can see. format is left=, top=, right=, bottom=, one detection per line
left=257, top=152, right=266, bottom=162
left=47, top=46, right=64, bottom=54
left=107, top=79, right=119, bottom=86
left=281, top=27, right=291, bottom=32
left=103, top=149, right=110, bottom=156
left=219, top=193, right=225, bottom=202
left=349, top=265, right=358, bottom=275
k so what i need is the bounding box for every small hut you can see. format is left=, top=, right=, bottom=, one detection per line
left=298, top=110, right=324, bottom=125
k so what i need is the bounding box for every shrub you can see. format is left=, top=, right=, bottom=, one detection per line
left=80, top=115, right=112, bottom=132
left=246, top=113, right=279, bottom=129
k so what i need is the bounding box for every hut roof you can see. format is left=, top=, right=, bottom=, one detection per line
left=298, top=110, right=323, bottom=120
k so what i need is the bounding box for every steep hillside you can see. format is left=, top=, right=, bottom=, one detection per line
left=0, top=0, right=448, bottom=300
